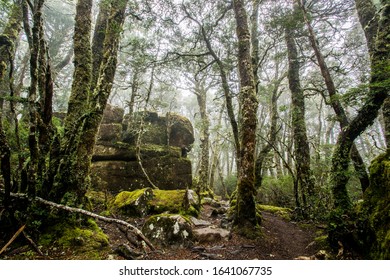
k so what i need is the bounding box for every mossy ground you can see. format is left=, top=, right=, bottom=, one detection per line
left=257, top=204, right=292, bottom=221
left=38, top=219, right=109, bottom=260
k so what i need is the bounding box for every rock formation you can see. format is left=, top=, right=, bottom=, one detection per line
left=91, top=105, right=194, bottom=194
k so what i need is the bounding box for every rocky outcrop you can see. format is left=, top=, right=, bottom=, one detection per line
left=123, top=111, right=194, bottom=149
left=91, top=106, right=195, bottom=194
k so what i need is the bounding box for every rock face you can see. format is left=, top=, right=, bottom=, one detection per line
left=91, top=106, right=194, bottom=194
left=123, top=111, right=195, bottom=149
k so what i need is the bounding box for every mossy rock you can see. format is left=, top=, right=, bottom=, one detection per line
left=142, top=214, right=193, bottom=246
left=361, top=151, right=390, bottom=259
left=112, top=188, right=154, bottom=217
left=39, top=219, right=109, bottom=260
left=111, top=188, right=199, bottom=217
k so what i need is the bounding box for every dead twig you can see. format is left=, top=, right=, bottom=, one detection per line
left=0, top=224, right=26, bottom=255
left=22, top=231, right=44, bottom=256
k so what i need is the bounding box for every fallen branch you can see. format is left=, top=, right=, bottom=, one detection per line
left=23, top=231, right=44, bottom=256
left=0, top=224, right=26, bottom=255
left=0, top=190, right=155, bottom=251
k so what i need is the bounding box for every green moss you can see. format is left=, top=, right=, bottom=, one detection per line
left=362, top=151, right=390, bottom=259
left=257, top=204, right=292, bottom=221
left=150, top=189, right=186, bottom=213
left=111, top=189, right=199, bottom=217
left=39, top=219, right=109, bottom=260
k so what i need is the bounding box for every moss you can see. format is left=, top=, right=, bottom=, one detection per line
left=39, top=219, right=109, bottom=260
left=111, top=188, right=199, bottom=217
left=361, top=151, right=390, bottom=259
left=112, top=188, right=153, bottom=216
left=150, top=189, right=186, bottom=213
left=257, top=204, right=292, bottom=221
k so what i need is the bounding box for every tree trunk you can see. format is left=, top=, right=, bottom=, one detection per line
left=232, top=0, right=260, bottom=236
left=195, top=79, right=211, bottom=194
left=354, top=0, right=390, bottom=149
left=298, top=0, right=370, bottom=192
left=285, top=22, right=315, bottom=206
left=255, top=79, right=280, bottom=189
left=52, top=0, right=129, bottom=204
left=91, top=0, right=110, bottom=91
left=328, top=0, right=390, bottom=246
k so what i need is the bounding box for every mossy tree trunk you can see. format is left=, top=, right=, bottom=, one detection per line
left=232, top=0, right=260, bottom=236
left=51, top=0, right=129, bottom=204
left=50, top=0, right=93, bottom=203
left=0, top=0, right=23, bottom=206
left=328, top=0, right=390, bottom=245
left=298, top=0, right=370, bottom=193
left=285, top=13, right=315, bottom=209
left=255, top=75, right=282, bottom=189
left=354, top=0, right=390, bottom=150
left=194, top=77, right=211, bottom=194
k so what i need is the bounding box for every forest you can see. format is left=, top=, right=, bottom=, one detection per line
left=0, top=0, right=389, bottom=260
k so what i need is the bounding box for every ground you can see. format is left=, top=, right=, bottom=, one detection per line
left=1, top=203, right=325, bottom=260
left=140, top=205, right=321, bottom=260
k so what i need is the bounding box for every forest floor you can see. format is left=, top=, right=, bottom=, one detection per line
left=1, top=201, right=329, bottom=260
left=140, top=205, right=324, bottom=260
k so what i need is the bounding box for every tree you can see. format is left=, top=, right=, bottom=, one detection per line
left=46, top=0, right=129, bottom=204
left=298, top=0, right=370, bottom=193
left=232, top=0, right=260, bottom=236
left=328, top=0, right=390, bottom=246
left=285, top=2, right=315, bottom=209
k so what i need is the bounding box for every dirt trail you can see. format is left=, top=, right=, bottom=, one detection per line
left=144, top=207, right=319, bottom=260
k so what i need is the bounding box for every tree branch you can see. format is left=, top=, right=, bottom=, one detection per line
left=0, top=190, right=156, bottom=251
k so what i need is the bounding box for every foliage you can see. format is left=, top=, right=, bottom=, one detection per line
left=257, top=176, right=295, bottom=208
left=214, top=174, right=237, bottom=197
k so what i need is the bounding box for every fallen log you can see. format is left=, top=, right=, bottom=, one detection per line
left=0, top=190, right=155, bottom=251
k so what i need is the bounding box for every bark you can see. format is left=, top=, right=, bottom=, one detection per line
left=62, top=0, right=93, bottom=142
left=233, top=0, right=260, bottom=234
left=330, top=0, right=390, bottom=210
left=298, top=0, right=369, bottom=192
left=354, top=0, right=379, bottom=54
left=255, top=78, right=281, bottom=189
left=26, top=0, right=47, bottom=197
left=91, top=0, right=110, bottom=91
left=209, top=104, right=225, bottom=192
left=250, top=0, right=261, bottom=93
left=0, top=1, right=22, bottom=83
left=195, top=78, right=211, bottom=193
left=73, top=0, right=128, bottom=196
left=50, top=0, right=93, bottom=202
left=354, top=0, right=390, bottom=149
left=285, top=21, right=315, bottom=205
